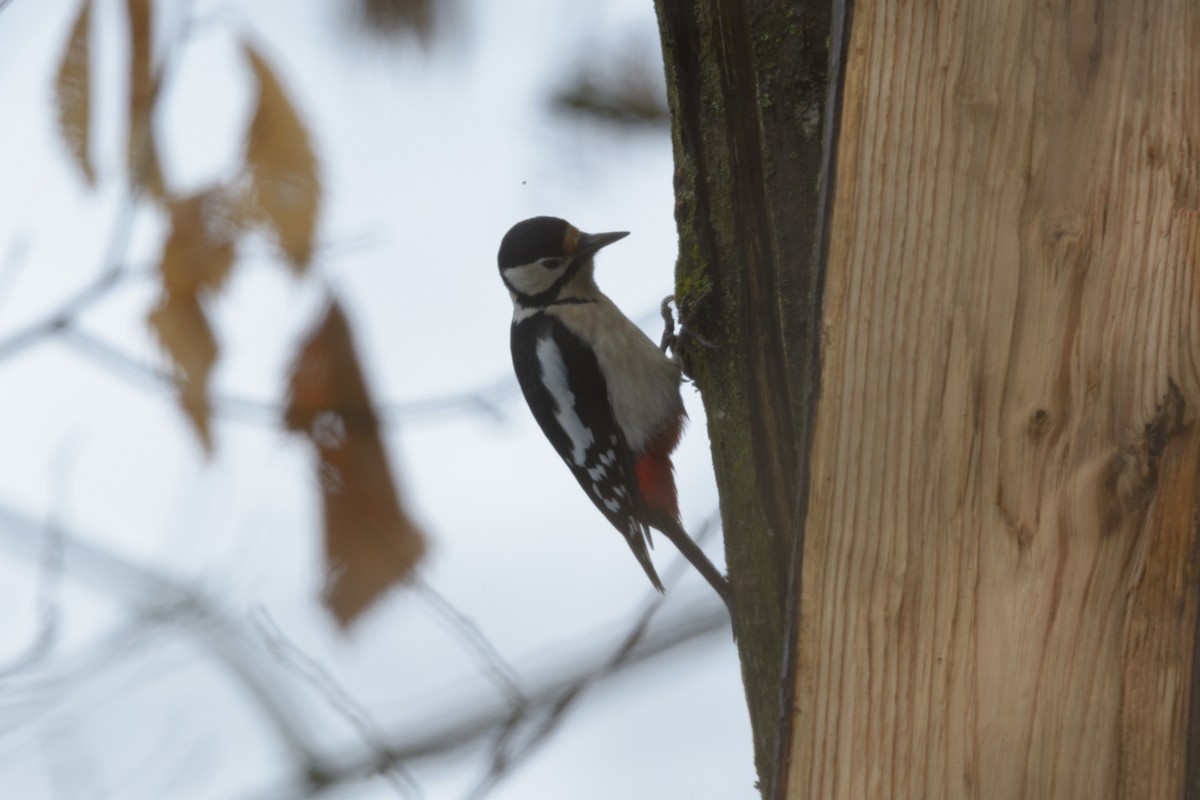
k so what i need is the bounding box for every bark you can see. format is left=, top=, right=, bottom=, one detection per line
left=654, top=0, right=847, bottom=786
left=657, top=0, right=1200, bottom=797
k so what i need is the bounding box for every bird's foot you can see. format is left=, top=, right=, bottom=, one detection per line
left=659, top=295, right=678, bottom=354
left=660, top=294, right=717, bottom=360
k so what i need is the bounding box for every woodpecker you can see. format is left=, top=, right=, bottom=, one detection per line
left=497, top=216, right=733, bottom=615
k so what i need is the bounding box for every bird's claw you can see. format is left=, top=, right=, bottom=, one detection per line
left=660, top=294, right=718, bottom=359
left=659, top=295, right=678, bottom=354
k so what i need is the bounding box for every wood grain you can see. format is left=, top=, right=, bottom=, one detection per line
left=788, top=0, right=1200, bottom=797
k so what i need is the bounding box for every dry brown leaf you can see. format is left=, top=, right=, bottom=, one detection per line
left=285, top=301, right=426, bottom=627
left=242, top=42, right=321, bottom=274
left=149, top=292, right=217, bottom=452
left=55, top=0, right=94, bottom=185
left=160, top=189, right=238, bottom=297
left=126, top=0, right=164, bottom=198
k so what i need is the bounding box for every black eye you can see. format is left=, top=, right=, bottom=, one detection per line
left=541, top=257, right=565, bottom=270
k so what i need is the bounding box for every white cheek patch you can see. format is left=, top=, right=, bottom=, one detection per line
left=504, top=260, right=567, bottom=297
left=536, top=335, right=594, bottom=466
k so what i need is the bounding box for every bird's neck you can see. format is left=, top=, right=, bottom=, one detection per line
left=510, top=266, right=603, bottom=315
left=552, top=269, right=602, bottom=304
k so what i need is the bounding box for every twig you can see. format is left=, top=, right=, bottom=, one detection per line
left=0, top=502, right=330, bottom=770
left=0, top=0, right=197, bottom=362
left=249, top=601, right=725, bottom=800
left=0, top=268, right=128, bottom=363
left=255, top=515, right=727, bottom=800
left=0, top=234, right=31, bottom=317
left=463, top=514, right=724, bottom=799
left=412, top=577, right=527, bottom=707
left=253, top=610, right=422, bottom=799
left=60, top=326, right=522, bottom=426
left=0, top=447, right=72, bottom=678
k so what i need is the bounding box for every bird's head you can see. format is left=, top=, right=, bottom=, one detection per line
left=497, top=216, right=628, bottom=306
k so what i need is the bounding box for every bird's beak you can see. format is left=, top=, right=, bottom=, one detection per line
left=576, top=230, right=630, bottom=257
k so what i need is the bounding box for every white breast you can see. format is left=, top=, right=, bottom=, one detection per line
left=548, top=297, right=682, bottom=453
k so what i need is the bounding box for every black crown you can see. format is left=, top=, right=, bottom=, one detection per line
left=497, top=216, right=571, bottom=271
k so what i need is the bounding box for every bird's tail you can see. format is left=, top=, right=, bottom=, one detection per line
left=648, top=513, right=735, bottom=620
left=624, top=523, right=665, bottom=593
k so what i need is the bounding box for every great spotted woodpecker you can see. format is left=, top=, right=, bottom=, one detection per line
left=498, top=216, right=733, bottom=615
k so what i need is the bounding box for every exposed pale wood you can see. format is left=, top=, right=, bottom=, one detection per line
left=788, top=0, right=1200, bottom=797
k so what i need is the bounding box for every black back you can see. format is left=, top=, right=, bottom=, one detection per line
left=510, top=311, right=663, bottom=590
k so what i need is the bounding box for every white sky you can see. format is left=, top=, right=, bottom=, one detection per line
left=0, top=0, right=754, bottom=797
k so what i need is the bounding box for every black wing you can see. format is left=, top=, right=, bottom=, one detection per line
left=511, top=312, right=663, bottom=592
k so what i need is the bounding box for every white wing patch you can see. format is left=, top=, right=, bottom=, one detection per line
left=536, top=335, right=594, bottom=466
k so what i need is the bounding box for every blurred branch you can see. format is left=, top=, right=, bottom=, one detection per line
left=464, top=514, right=724, bottom=799
left=100, top=191, right=139, bottom=279
left=0, top=280, right=519, bottom=426
left=0, top=447, right=70, bottom=678
left=254, top=516, right=729, bottom=800
left=262, top=601, right=728, bottom=800
left=412, top=578, right=527, bottom=707
left=0, top=502, right=331, bottom=771
left=358, top=0, right=435, bottom=42
left=550, top=74, right=668, bottom=129
left=348, top=0, right=461, bottom=51
left=0, top=223, right=378, bottom=367
left=254, top=610, right=423, bottom=799
left=0, top=0, right=179, bottom=363
left=0, top=494, right=727, bottom=800
left=0, top=618, right=156, bottom=735
left=61, top=325, right=523, bottom=426
left=0, top=267, right=129, bottom=363
left=21, top=0, right=201, bottom=352
left=53, top=299, right=670, bottom=428
left=549, top=39, right=668, bottom=130
left=0, top=234, right=31, bottom=315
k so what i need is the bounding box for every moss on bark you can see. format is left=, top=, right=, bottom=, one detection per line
left=654, top=1, right=843, bottom=793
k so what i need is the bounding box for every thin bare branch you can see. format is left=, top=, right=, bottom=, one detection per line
left=412, top=577, right=527, bottom=707
left=464, top=514, right=724, bottom=799
left=274, top=602, right=728, bottom=800
left=0, top=502, right=330, bottom=770
left=0, top=234, right=31, bottom=316
left=0, top=268, right=128, bottom=363
left=60, top=326, right=522, bottom=426
left=254, top=610, right=423, bottom=799
left=0, top=0, right=194, bottom=361
left=0, top=445, right=73, bottom=678
left=253, top=516, right=728, bottom=800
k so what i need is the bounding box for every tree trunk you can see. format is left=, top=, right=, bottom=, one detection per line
left=657, top=0, right=1200, bottom=797
left=654, top=0, right=844, bottom=784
